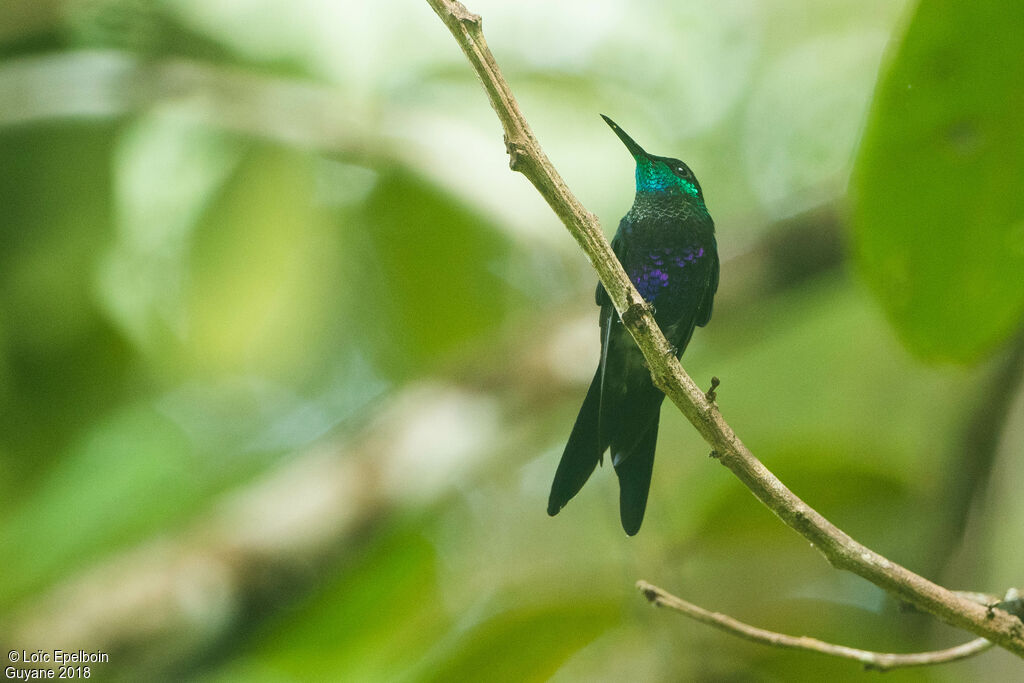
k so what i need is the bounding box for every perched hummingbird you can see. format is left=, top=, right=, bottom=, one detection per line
left=547, top=115, right=719, bottom=535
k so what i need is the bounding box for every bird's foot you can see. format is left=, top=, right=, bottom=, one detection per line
left=705, top=376, right=721, bottom=404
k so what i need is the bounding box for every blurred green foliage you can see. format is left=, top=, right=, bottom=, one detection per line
left=1, top=0, right=1022, bottom=681
left=345, top=166, right=523, bottom=379
left=852, top=0, right=1024, bottom=363
left=213, top=524, right=450, bottom=682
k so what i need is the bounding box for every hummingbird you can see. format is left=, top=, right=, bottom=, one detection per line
left=547, top=115, right=719, bottom=535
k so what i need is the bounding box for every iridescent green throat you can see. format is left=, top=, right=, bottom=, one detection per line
left=635, top=157, right=699, bottom=199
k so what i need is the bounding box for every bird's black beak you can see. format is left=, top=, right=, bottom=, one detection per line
left=601, top=114, right=649, bottom=160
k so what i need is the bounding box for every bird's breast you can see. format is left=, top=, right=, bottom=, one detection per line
left=627, top=245, right=708, bottom=302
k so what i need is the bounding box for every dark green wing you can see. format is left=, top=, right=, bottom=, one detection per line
left=695, top=245, right=719, bottom=328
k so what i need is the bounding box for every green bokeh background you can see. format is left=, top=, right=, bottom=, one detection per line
left=2, top=1, right=1022, bottom=680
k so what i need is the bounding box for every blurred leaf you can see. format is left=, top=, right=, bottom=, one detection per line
left=184, top=144, right=341, bottom=384
left=0, top=123, right=131, bottom=500
left=680, top=273, right=971, bottom=472
left=0, top=404, right=194, bottom=608
left=66, top=0, right=233, bottom=61
left=209, top=522, right=448, bottom=682
left=695, top=456, right=920, bottom=563
left=99, top=112, right=243, bottom=354
left=851, top=0, right=1024, bottom=362
left=420, top=601, right=618, bottom=683
left=343, top=166, right=523, bottom=380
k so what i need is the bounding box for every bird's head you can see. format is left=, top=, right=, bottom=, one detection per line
left=601, top=114, right=704, bottom=202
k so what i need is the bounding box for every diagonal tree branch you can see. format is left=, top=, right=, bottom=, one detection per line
left=426, top=0, right=1024, bottom=658
left=636, top=581, right=994, bottom=672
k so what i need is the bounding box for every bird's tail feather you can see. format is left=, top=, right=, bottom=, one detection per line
left=613, top=412, right=660, bottom=535
left=548, top=368, right=606, bottom=516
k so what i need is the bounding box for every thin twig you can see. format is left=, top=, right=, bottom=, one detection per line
left=636, top=581, right=992, bottom=671
left=426, top=0, right=1024, bottom=657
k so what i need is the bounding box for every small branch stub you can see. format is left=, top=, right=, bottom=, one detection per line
left=448, top=0, right=480, bottom=25
left=705, top=376, right=720, bottom=403
left=620, top=301, right=653, bottom=330
left=504, top=134, right=527, bottom=170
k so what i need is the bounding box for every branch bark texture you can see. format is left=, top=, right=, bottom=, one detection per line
left=427, top=0, right=1024, bottom=658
